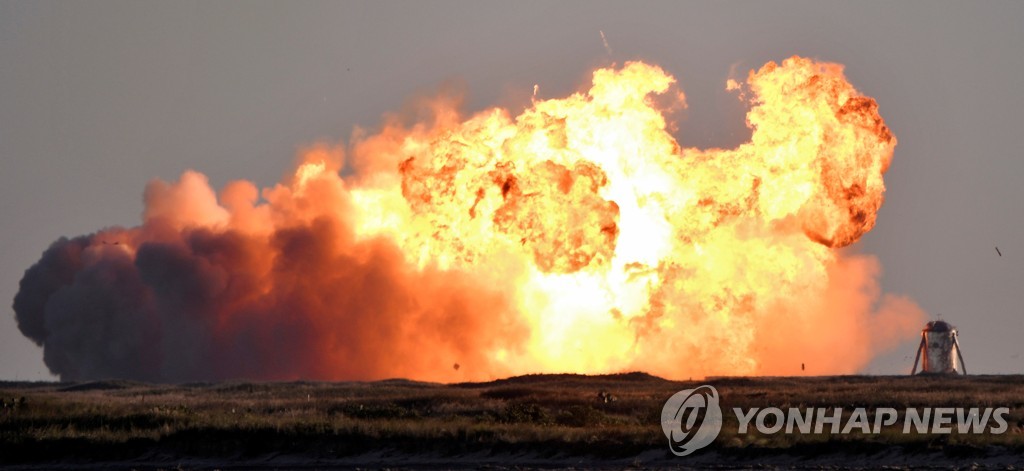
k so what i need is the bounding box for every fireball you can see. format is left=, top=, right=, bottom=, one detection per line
left=14, top=57, right=924, bottom=382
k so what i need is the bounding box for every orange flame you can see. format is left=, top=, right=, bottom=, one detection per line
left=16, top=56, right=925, bottom=382
left=343, top=56, right=922, bottom=378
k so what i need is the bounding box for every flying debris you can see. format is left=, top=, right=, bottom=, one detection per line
left=996, top=246, right=1002, bottom=257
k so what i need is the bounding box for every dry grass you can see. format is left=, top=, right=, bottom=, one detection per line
left=1, top=373, right=1023, bottom=464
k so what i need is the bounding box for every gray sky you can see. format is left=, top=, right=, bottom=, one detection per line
left=2, top=1, right=1022, bottom=380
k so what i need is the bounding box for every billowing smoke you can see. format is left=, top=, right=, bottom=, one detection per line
left=14, top=57, right=924, bottom=382
left=14, top=164, right=526, bottom=382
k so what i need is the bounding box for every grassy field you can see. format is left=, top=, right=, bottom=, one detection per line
left=2, top=373, right=1023, bottom=468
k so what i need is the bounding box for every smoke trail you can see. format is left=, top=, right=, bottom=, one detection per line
left=600, top=30, right=613, bottom=55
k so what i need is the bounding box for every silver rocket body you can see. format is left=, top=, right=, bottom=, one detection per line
left=911, top=320, right=966, bottom=375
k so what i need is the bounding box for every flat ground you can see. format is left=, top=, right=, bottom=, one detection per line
left=1, top=374, right=1023, bottom=469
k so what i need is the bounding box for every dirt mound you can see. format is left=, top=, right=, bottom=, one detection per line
left=57, top=380, right=140, bottom=392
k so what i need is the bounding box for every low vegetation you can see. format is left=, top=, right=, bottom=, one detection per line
left=1, top=374, right=1023, bottom=466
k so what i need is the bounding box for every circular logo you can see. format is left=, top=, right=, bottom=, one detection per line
left=661, top=385, right=723, bottom=456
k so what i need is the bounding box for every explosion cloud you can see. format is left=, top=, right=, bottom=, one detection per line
left=14, top=57, right=924, bottom=382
